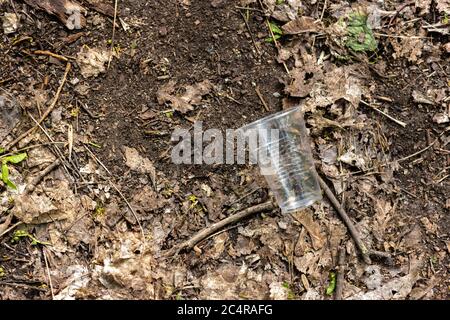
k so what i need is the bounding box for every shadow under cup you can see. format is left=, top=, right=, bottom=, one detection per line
left=238, top=106, right=322, bottom=213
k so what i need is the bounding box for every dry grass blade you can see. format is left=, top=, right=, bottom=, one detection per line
left=5, top=63, right=71, bottom=150
left=107, top=0, right=119, bottom=69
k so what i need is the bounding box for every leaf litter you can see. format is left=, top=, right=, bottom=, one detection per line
left=0, top=0, right=448, bottom=301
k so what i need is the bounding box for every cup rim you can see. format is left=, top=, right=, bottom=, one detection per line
left=238, top=106, right=302, bottom=133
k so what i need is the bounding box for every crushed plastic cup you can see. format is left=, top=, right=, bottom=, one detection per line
left=238, top=106, right=322, bottom=213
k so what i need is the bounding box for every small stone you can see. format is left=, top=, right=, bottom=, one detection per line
left=194, top=20, right=200, bottom=25
left=159, top=26, right=168, bottom=36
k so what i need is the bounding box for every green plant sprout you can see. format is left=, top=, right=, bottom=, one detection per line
left=1, top=152, right=27, bottom=189
left=11, top=230, right=50, bottom=246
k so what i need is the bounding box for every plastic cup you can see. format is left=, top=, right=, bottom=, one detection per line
left=238, top=106, right=322, bottom=213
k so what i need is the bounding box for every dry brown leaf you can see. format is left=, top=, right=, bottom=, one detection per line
left=84, top=0, right=117, bottom=17
left=390, top=34, right=425, bottom=62
left=349, top=257, right=424, bottom=299
left=370, top=197, right=394, bottom=241
left=157, top=80, right=213, bottom=113
left=76, top=46, right=109, bottom=78
left=291, top=210, right=325, bottom=250
left=123, top=146, right=156, bottom=184
left=436, top=0, right=450, bottom=13
left=23, top=0, right=86, bottom=29
left=282, top=16, right=319, bottom=34
left=2, top=12, right=19, bottom=34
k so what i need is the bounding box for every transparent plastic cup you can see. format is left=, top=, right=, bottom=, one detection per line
left=238, top=106, right=322, bottom=213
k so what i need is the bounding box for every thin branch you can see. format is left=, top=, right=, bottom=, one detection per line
left=42, top=248, right=55, bottom=300
left=335, top=245, right=346, bottom=300
left=24, top=159, right=60, bottom=195
left=165, top=201, right=275, bottom=257
left=317, top=175, right=372, bottom=264
left=361, top=100, right=407, bottom=127
left=107, top=0, right=119, bottom=69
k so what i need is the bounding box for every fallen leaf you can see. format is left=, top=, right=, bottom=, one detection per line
left=282, top=16, right=319, bottom=34
left=349, top=257, right=424, bottom=299
left=2, top=13, right=19, bottom=34
left=123, top=146, right=156, bottom=184
left=291, top=210, right=325, bottom=250
left=76, top=46, right=109, bottom=78
left=157, top=80, right=213, bottom=114
left=412, top=90, right=435, bottom=105
left=23, top=0, right=86, bottom=30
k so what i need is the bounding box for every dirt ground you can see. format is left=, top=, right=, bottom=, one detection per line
left=0, top=0, right=449, bottom=300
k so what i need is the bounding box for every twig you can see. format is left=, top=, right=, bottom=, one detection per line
left=223, top=187, right=262, bottom=211
left=0, top=214, right=13, bottom=236
left=396, top=137, right=439, bottom=163
left=373, top=32, right=430, bottom=39
left=33, top=50, right=68, bottom=62
left=335, top=246, right=346, bottom=300
left=265, top=18, right=290, bottom=74
left=42, top=248, right=55, bottom=300
left=165, top=201, right=274, bottom=257
left=388, top=0, right=414, bottom=26
left=5, top=63, right=71, bottom=150
left=235, top=6, right=264, bottom=13
left=361, top=100, right=407, bottom=127
left=320, top=0, right=327, bottom=21
left=255, top=86, right=270, bottom=111
left=317, top=175, right=372, bottom=264
left=0, top=77, right=13, bottom=85
left=107, top=0, right=119, bottom=69
left=83, top=145, right=146, bottom=249
left=24, top=159, right=61, bottom=195
left=317, top=175, right=393, bottom=264
left=0, top=221, right=23, bottom=239
left=238, top=10, right=261, bottom=56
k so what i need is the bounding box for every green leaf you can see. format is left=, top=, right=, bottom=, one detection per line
left=265, top=34, right=282, bottom=43
left=1, top=152, right=27, bottom=190
left=326, top=272, right=337, bottom=295
left=3, top=152, right=27, bottom=164
left=0, top=147, right=5, bottom=154
left=269, top=21, right=283, bottom=35
left=345, top=13, right=378, bottom=52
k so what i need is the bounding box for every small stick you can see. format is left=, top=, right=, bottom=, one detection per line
left=165, top=201, right=274, bottom=256
left=238, top=10, right=261, bottom=56
left=0, top=78, right=13, bottom=85
left=320, top=0, right=327, bottom=21
left=265, top=18, right=290, bottom=74
left=107, top=0, right=119, bottom=69
left=24, top=159, right=61, bottom=195
left=5, top=63, right=71, bottom=150
left=33, top=50, right=69, bottom=62
left=42, top=248, right=55, bottom=300
left=0, top=214, right=13, bottom=236
left=235, top=6, right=264, bottom=13
left=361, top=100, right=407, bottom=127
left=388, top=0, right=414, bottom=26
left=0, top=221, right=23, bottom=239
left=335, top=246, right=346, bottom=300
left=255, top=86, right=270, bottom=111
left=317, top=175, right=371, bottom=264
